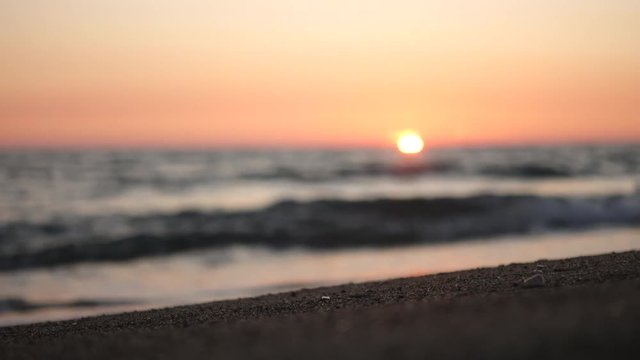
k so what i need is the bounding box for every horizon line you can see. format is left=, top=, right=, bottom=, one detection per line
left=1, top=137, right=639, bottom=152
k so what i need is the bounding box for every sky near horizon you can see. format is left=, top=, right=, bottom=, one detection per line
left=1, top=0, right=639, bottom=148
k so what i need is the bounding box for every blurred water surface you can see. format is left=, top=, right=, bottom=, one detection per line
left=1, top=144, right=639, bottom=325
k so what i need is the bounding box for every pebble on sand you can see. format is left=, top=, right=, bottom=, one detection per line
left=523, top=273, right=546, bottom=288
left=321, top=296, right=331, bottom=300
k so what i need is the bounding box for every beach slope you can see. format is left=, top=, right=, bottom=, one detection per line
left=2, top=251, right=639, bottom=359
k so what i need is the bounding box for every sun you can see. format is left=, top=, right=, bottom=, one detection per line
left=396, top=131, right=424, bottom=154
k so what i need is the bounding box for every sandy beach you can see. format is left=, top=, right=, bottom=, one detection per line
left=2, top=250, right=638, bottom=359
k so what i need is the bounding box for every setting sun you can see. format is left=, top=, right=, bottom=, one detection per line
left=396, top=131, right=425, bottom=154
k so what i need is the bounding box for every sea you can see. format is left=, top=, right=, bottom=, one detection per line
left=1, top=144, right=640, bottom=325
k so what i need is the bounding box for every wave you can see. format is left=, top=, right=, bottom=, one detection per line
left=1, top=194, right=639, bottom=271
left=238, top=162, right=578, bottom=181
left=480, top=165, right=572, bottom=178
left=239, top=160, right=457, bottom=181
left=0, top=297, right=136, bottom=314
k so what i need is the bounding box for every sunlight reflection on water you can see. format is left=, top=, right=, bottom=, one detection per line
left=1, top=226, right=639, bottom=326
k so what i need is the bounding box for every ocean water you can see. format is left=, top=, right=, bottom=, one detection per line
left=1, top=144, right=640, bottom=325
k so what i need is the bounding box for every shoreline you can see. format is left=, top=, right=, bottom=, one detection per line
left=2, top=250, right=639, bottom=359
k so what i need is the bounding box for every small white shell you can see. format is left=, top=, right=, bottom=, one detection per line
left=523, top=273, right=546, bottom=288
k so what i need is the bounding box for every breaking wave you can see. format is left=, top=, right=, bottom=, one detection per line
left=1, top=194, right=639, bottom=270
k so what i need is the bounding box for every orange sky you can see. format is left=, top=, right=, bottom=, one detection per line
left=1, top=0, right=639, bottom=148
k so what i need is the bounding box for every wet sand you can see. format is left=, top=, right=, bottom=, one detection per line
left=1, top=251, right=639, bottom=359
